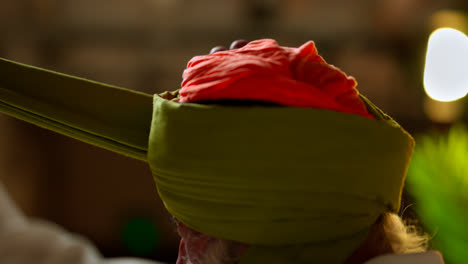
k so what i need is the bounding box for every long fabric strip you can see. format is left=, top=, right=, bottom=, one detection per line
left=0, top=58, right=153, bottom=161
left=148, top=94, right=414, bottom=263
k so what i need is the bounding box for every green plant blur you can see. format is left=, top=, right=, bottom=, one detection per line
left=407, top=125, right=468, bottom=264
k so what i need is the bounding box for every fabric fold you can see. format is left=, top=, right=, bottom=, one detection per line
left=0, top=57, right=153, bottom=161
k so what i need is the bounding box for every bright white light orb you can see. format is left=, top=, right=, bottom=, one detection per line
left=424, top=28, right=468, bottom=102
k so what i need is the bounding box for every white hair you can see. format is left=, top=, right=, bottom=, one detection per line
left=382, top=212, right=428, bottom=254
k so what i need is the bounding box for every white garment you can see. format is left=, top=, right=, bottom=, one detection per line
left=0, top=182, right=165, bottom=264
left=364, top=251, right=445, bottom=264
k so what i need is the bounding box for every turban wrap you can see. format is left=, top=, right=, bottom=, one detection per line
left=0, top=39, right=414, bottom=263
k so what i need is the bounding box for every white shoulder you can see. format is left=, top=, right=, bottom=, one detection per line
left=364, top=251, right=444, bottom=264
left=103, top=258, right=167, bottom=264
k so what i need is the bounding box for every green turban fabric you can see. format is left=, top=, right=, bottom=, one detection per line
left=0, top=51, right=414, bottom=263
left=149, top=92, right=413, bottom=264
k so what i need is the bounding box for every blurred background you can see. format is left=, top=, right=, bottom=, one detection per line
left=1, top=0, right=468, bottom=263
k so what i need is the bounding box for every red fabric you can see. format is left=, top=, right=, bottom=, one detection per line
left=181, top=39, right=373, bottom=119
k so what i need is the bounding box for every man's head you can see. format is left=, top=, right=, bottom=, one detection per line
left=154, top=39, right=416, bottom=263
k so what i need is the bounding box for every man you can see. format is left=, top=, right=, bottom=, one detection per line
left=0, top=39, right=444, bottom=263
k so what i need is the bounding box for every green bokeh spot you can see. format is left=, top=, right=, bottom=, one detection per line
left=122, top=217, right=160, bottom=256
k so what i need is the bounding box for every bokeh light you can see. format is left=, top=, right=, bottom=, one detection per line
left=423, top=28, right=468, bottom=102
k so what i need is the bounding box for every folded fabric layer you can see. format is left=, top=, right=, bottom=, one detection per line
left=181, top=39, right=373, bottom=119
left=0, top=58, right=153, bottom=161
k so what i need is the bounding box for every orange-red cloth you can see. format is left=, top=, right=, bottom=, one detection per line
left=180, top=39, right=373, bottom=119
